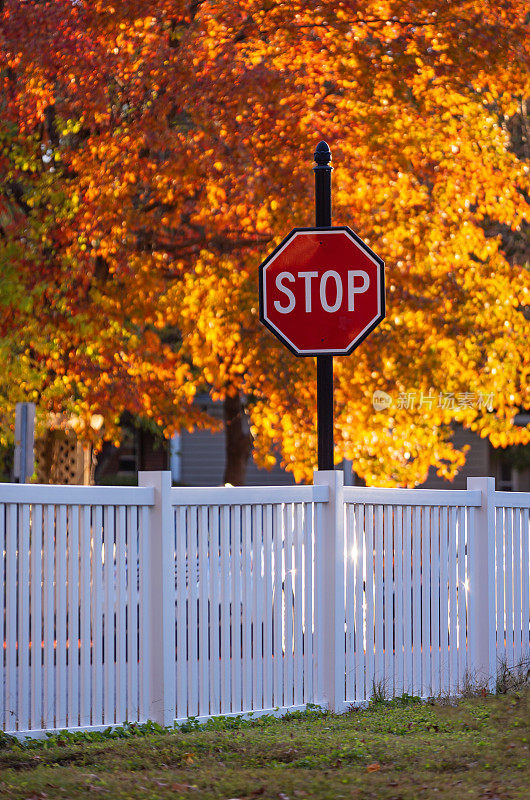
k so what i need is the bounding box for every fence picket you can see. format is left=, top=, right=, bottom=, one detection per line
left=505, top=508, right=514, bottom=665
left=242, top=505, right=252, bottom=712
left=80, top=506, right=91, bottom=726
left=365, top=505, right=375, bottom=698
left=231, top=506, right=242, bottom=712
left=139, top=505, right=150, bottom=722
left=403, top=507, right=412, bottom=696
left=303, top=503, right=313, bottom=705
left=354, top=505, right=364, bottom=702
left=522, top=508, right=530, bottom=659
left=512, top=509, right=522, bottom=664
left=43, top=505, right=55, bottom=728
left=188, top=507, right=199, bottom=717
left=176, top=506, right=187, bottom=719
left=127, top=506, right=139, bottom=723
left=253, top=505, right=264, bottom=710
left=383, top=504, right=393, bottom=694
left=116, top=506, right=127, bottom=724
left=67, top=506, right=80, bottom=728
left=374, top=506, right=384, bottom=692
left=18, top=504, right=30, bottom=730
left=198, top=505, right=210, bottom=716
left=345, top=504, right=355, bottom=701
left=456, top=506, right=467, bottom=687
left=263, top=505, right=274, bottom=708
left=92, top=506, right=103, bottom=725
left=56, top=505, right=67, bottom=729
left=412, top=506, right=421, bottom=696
left=293, top=504, right=304, bottom=707
left=283, top=503, right=294, bottom=707
left=439, top=507, right=449, bottom=696
left=466, top=507, right=475, bottom=674
left=313, top=501, right=323, bottom=705
left=395, top=506, right=403, bottom=696
left=209, top=506, right=221, bottom=716
left=103, top=507, right=115, bottom=725
left=430, top=507, right=440, bottom=696
left=6, top=505, right=17, bottom=729
left=448, top=507, right=458, bottom=695
left=220, top=505, right=231, bottom=713
left=421, top=507, right=431, bottom=697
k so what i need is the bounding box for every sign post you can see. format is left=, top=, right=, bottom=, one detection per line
left=259, top=142, right=385, bottom=470
left=314, top=141, right=334, bottom=470
left=14, top=401, right=36, bottom=483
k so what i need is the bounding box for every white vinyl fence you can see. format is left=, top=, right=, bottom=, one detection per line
left=342, top=487, right=480, bottom=704
left=169, top=484, right=328, bottom=722
left=1, top=472, right=529, bottom=737
left=494, top=493, right=530, bottom=670
left=0, top=484, right=154, bottom=735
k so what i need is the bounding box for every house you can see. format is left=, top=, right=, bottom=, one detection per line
left=419, top=417, right=530, bottom=491
left=95, top=398, right=530, bottom=490
left=94, top=400, right=295, bottom=487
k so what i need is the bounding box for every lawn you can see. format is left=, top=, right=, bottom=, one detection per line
left=0, top=689, right=528, bottom=800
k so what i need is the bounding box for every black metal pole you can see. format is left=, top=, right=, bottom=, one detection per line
left=313, top=141, right=334, bottom=471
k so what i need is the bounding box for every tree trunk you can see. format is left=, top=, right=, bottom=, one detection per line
left=223, top=392, right=252, bottom=485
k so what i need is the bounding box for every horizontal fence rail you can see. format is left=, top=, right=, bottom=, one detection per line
left=0, top=484, right=155, bottom=506
left=170, top=485, right=329, bottom=506
left=1, top=474, right=529, bottom=736
left=343, top=487, right=482, bottom=508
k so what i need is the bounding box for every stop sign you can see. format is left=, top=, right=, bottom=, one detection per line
left=259, top=227, right=385, bottom=355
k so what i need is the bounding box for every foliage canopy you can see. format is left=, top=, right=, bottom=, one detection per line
left=1, top=0, right=529, bottom=484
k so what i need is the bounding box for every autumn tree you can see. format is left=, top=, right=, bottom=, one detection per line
left=0, top=16, right=206, bottom=471
left=1, top=0, right=529, bottom=485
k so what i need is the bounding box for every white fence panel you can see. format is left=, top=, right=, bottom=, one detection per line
left=343, top=487, right=481, bottom=702
left=0, top=485, right=154, bottom=735
left=170, top=486, right=325, bottom=721
left=494, top=493, right=530, bottom=669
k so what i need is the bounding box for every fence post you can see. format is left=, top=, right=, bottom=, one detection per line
left=467, top=477, right=496, bottom=691
left=314, top=469, right=345, bottom=712
left=138, top=471, right=175, bottom=726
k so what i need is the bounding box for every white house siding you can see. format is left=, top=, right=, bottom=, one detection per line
left=179, top=427, right=296, bottom=486
left=421, top=426, right=492, bottom=489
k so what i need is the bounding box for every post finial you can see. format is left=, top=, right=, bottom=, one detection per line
left=314, top=140, right=332, bottom=167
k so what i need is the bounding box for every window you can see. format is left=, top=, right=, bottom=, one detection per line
left=498, top=458, right=514, bottom=491
left=118, top=427, right=138, bottom=474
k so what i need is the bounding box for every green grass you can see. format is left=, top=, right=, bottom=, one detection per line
left=0, top=690, right=528, bottom=799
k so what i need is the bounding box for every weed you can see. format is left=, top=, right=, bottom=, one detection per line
left=368, top=678, right=388, bottom=706
left=495, top=655, right=530, bottom=695
left=459, top=668, right=489, bottom=699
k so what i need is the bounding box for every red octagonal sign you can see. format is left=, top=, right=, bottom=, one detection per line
left=259, top=227, right=385, bottom=356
